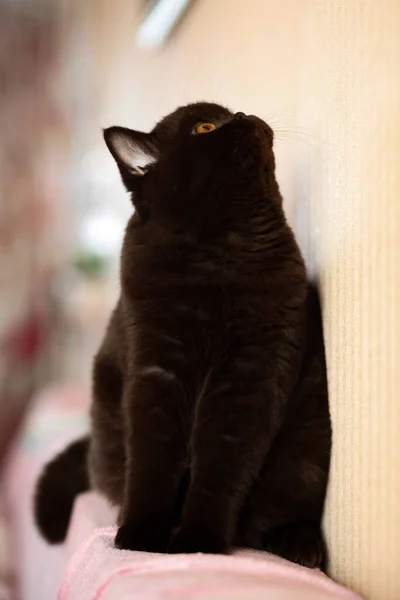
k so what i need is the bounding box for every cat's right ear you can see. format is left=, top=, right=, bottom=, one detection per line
left=103, top=126, right=159, bottom=187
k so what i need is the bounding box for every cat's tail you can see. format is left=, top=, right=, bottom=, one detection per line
left=34, top=435, right=90, bottom=544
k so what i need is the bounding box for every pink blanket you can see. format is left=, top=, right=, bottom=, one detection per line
left=2, top=385, right=363, bottom=600
left=60, top=491, right=360, bottom=600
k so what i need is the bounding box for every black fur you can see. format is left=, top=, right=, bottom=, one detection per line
left=35, top=102, right=331, bottom=568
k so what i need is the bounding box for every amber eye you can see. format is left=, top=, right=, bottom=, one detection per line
left=193, top=122, right=216, bottom=134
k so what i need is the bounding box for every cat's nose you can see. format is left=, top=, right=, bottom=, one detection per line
left=235, top=111, right=247, bottom=119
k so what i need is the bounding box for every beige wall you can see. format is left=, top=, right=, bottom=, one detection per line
left=90, top=1, right=400, bottom=598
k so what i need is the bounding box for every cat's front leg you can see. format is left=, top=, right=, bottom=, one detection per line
left=115, top=366, right=189, bottom=553
left=169, top=344, right=297, bottom=555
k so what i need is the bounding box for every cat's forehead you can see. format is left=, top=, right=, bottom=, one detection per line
left=153, top=102, right=233, bottom=138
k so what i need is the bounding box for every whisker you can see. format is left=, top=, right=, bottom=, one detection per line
left=275, top=130, right=329, bottom=150
left=274, top=134, right=319, bottom=151
left=261, top=112, right=328, bottom=148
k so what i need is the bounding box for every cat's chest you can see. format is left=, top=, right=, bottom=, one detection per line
left=128, top=237, right=277, bottom=292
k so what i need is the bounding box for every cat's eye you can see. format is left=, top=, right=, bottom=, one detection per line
left=193, top=122, right=216, bottom=134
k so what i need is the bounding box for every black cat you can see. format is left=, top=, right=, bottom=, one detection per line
left=35, top=102, right=331, bottom=569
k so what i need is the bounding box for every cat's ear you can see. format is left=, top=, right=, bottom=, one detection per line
left=103, top=126, right=158, bottom=178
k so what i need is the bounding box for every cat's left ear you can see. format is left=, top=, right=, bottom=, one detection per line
left=103, top=126, right=159, bottom=178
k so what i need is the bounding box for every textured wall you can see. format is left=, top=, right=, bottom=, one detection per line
left=91, top=1, right=400, bottom=598
left=304, top=4, right=400, bottom=600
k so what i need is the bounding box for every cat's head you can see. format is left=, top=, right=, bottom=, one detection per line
left=104, top=102, right=277, bottom=230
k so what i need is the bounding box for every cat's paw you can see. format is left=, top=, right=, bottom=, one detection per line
left=115, top=521, right=169, bottom=553
left=263, top=522, right=325, bottom=570
left=168, top=528, right=228, bottom=555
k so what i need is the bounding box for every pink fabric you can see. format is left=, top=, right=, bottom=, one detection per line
left=2, top=385, right=363, bottom=600
left=59, top=492, right=361, bottom=600
left=2, top=384, right=90, bottom=600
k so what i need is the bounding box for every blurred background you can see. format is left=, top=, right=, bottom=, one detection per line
left=0, top=1, right=399, bottom=599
